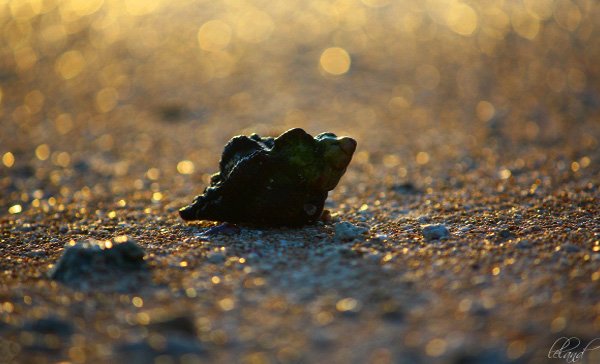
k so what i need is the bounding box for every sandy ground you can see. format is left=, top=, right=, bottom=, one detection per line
left=1, top=1, right=600, bottom=363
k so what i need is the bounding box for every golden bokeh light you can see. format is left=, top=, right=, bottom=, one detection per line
left=553, top=0, right=582, bottom=32
left=9, top=0, right=44, bottom=21
left=198, top=20, right=232, bottom=52
left=24, top=90, right=45, bottom=114
left=416, top=152, right=430, bottom=165
left=523, top=0, right=555, bottom=20
left=124, top=0, right=162, bottom=16
left=147, top=168, right=160, bottom=180
left=131, top=296, right=143, bottom=308
left=235, top=8, right=274, bottom=43
left=476, top=101, right=495, bottom=122
left=13, top=46, right=38, bottom=72
left=446, top=2, right=478, bottom=36
left=95, top=87, right=119, bottom=113
left=35, top=144, right=50, bottom=161
left=54, top=113, right=74, bottom=134
left=2, top=152, right=15, bottom=168
left=59, top=0, right=104, bottom=21
left=319, top=47, right=351, bottom=76
left=177, top=160, right=195, bottom=175
left=152, top=192, right=163, bottom=201
left=55, top=50, right=86, bottom=79
left=425, top=338, right=447, bottom=357
left=53, top=151, right=71, bottom=167
left=511, top=9, right=540, bottom=40
left=8, top=204, right=23, bottom=214
left=336, top=297, right=359, bottom=312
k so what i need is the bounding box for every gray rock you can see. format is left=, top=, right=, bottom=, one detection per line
left=49, top=236, right=147, bottom=288
left=421, top=224, right=450, bottom=241
left=496, top=228, right=514, bottom=240
left=334, top=222, right=368, bottom=241
left=417, top=215, right=431, bottom=223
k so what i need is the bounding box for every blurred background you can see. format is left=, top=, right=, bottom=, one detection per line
left=1, top=0, right=599, bottom=209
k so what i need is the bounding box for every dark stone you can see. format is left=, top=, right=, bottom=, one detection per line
left=179, top=128, right=356, bottom=226
left=422, top=224, right=450, bottom=241
left=49, top=236, right=147, bottom=289
left=390, top=182, right=421, bottom=194
left=496, top=228, right=514, bottom=240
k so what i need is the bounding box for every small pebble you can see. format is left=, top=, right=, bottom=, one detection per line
left=334, top=222, right=368, bottom=241
left=421, top=224, right=450, bottom=241
left=496, top=228, right=514, bottom=240
left=417, top=216, right=431, bottom=224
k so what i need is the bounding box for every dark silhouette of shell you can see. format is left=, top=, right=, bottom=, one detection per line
left=179, top=128, right=356, bottom=226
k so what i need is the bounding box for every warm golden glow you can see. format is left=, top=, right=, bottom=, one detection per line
left=523, top=0, right=555, bottom=20
left=60, top=0, right=104, bottom=20
left=553, top=0, right=582, bottom=31
left=320, top=47, right=351, bottom=76
left=152, top=192, right=163, bottom=201
left=8, top=204, right=23, bottom=214
left=361, top=0, right=390, bottom=8
left=2, top=152, right=15, bottom=168
left=177, top=160, right=195, bottom=175
left=511, top=9, right=540, bottom=40
left=124, top=0, right=162, bottom=16
left=446, top=2, right=478, bottom=36
left=55, top=50, right=86, bottom=79
left=95, top=87, right=119, bottom=113
left=235, top=9, right=274, bottom=43
left=35, top=144, right=50, bottom=160
left=476, top=101, right=495, bottom=122
left=198, top=20, right=232, bottom=52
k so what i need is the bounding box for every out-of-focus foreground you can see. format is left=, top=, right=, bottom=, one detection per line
left=1, top=0, right=599, bottom=363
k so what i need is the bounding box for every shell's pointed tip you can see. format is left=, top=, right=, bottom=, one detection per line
left=339, top=137, right=357, bottom=156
